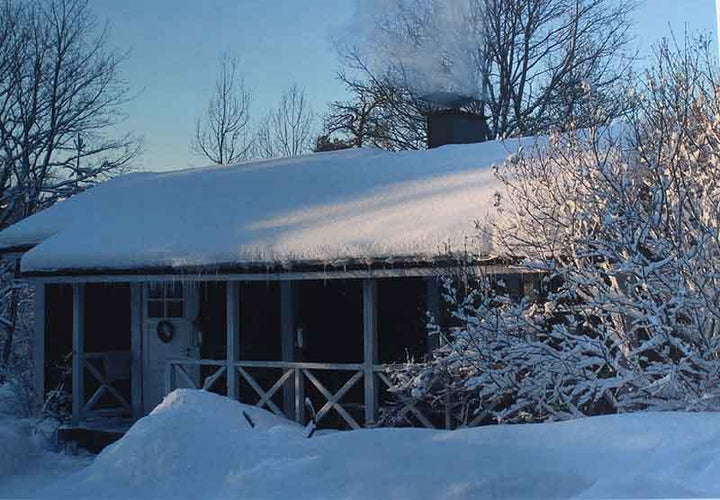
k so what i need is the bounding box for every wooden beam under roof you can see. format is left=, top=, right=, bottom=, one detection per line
left=22, top=263, right=533, bottom=285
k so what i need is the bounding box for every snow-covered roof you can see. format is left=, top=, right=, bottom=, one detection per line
left=0, top=139, right=524, bottom=274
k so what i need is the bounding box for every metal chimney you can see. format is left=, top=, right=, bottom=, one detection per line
left=421, top=92, right=491, bottom=149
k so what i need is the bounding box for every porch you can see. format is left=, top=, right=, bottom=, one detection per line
left=163, top=278, right=435, bottom=429
left=35, top=274, right=458, bottom=433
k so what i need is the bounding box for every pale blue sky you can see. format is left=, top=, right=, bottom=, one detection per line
left=92, top=0, right=718, bottom=171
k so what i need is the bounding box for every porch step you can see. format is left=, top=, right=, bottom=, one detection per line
left=58, top=418, right=134, bottom=453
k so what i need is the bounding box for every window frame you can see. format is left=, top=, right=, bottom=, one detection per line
left=147, top=282, right=185, bottom=319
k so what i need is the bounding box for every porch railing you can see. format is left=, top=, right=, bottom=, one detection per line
left=82, top=351, right=132, bottom=419
left=236, top=360, right=365, bottom=429
left=165, top=359, right=436, bottom=429
left=164, top=358, right=227, bottom=394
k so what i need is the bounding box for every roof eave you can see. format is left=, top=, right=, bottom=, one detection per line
left=20, top=255, right=525, bottom=282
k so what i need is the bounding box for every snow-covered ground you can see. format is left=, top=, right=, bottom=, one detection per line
left=0, top=384, right=91, bottom=499
left=3, top=389, right=720, bottom=499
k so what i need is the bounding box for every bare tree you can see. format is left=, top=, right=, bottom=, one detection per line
left=0, top=0, right=141, bottom=229
left=326, top=0, right=637, bottom=149
left=322, top=72, right=428, bottom=151
left=256, top=84, right=315, bottom=158
left=0, top=0, right=140, bottom=400
left=193, top=52, right=253, bottom=165
left=480, top=0, right=637, bottom=136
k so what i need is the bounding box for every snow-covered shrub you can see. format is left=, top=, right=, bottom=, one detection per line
left=386, top=273, right=627, bottom=424
left=0, top=262, right=35, bottom=418
left=386, top=35, right=720, bottom=424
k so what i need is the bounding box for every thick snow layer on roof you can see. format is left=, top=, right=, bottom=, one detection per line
left=0, top=139, right=525, bottom=273
left=9, top=389, right=720, bottom=499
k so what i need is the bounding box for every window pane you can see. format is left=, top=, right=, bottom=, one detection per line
left=167, top=300, right=184, bottom=318
left=148, top=283, right=163, bottom=299
left=148, top=300, right=163, bottom=318
left=166, top=282, right=183, bottom=299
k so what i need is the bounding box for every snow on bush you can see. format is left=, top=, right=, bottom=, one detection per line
left=0, top=383, right=50, bottom=481
left=0, top=382, right=20, bottom=417
left=0, top=271, right=36, bottom=418
left=386, top=36, right=720, bottom=424
left=22, top=389, right=720, bottom=499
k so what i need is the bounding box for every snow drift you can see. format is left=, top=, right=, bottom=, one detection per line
left=0, top=383, right=90, bottom=496
left=30, top=389, right=720, bottom=499
left=0, top=383, right=35, bottom=478
left=0, top=417, right=34, bottom=479
left=0, top=140, right=526, bottom=273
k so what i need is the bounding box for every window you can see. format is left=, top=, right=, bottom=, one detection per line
left=147, top=282, right=184, bottom=318
left=522, top=273, right=546, bottom=302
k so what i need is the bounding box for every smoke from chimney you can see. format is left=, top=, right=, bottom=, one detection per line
left=341, top=1, right=491, bottom=148
left=344, top=0, right=485, bottom=100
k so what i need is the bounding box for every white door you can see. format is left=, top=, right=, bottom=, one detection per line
left=143, top=282, right=200, bottom=413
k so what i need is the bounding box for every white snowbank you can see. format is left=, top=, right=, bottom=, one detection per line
left=0, top=140, right=528, bottom=273
left=0, top=383, right=33, bottom=478
left=22, top=389, right=720, bottom=499
left=0, top=383, right=20, bottom=417
left=0, top=418, right=91, bottom=499
left=0, top=417, right=34, bottom=479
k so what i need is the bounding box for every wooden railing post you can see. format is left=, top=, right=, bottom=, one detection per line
left=280, top=281, right=295, bottom=420
left=130, top=283, right=143, bottom=419
left=226, top=281, right=240, bottom=399
left=426, top=276, right=453, bottom=429
left=32, top=283, right=45, bottom=408
left=294, top=368, right=305, bottom=424
left=363, top=279, right=378, bottom=426
left=165, top=362, right=176, bottom=395
left=425, top=276, right=441, bottom=352
left=72, top=283, right=85, bottom=426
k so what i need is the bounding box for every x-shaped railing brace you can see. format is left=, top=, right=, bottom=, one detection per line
left=236, top=366, right=293, bottom=416
left=83, top=360, right=132, bottom=415
left=173, top=364, right=227, bottom=392
left=376, top=371, right=434, bottom=429
left=237, top=366, right=364, bottom=430
left=302, top=369, right=363, bottom=429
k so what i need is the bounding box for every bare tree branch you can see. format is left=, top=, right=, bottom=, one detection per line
left=256, top=83, right=315, bottom=158
left=192, top=52, right=253, bottom=165
left=325, top=0, right=637, bottom=149
left=0, top=0, right=142, bottom=230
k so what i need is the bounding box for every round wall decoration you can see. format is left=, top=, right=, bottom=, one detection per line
left=156, top=320, right=175, bottom=343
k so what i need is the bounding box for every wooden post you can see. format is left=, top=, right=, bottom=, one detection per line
left=130, top=283, right=143, bottom=419
left=294, top=367, right=305, bottom=425
left=165, top=362, right=176, bottom=396
left=363, top=279, right=378, bottom=426
left=280, top=281, right=296, bottom=420
left=32, top=283, right=45, bottom=408
left=71, top=283, right=85, bottom=427
left=226, top=281, right=240, bottom=400
left=426, top=276, right=451, bottom=428
left=425, top=276, right=441, bottom=353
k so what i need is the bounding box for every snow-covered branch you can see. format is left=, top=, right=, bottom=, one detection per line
left=387, top=35, right=720, bottom=425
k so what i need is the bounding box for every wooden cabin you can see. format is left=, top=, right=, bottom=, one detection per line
left=0, top=138, right=529, bottom=435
